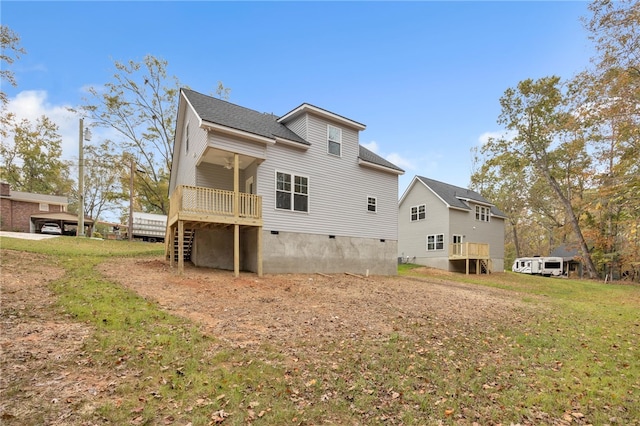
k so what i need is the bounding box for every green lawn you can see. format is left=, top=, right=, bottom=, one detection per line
left=2, top=237, right=639, bottom=425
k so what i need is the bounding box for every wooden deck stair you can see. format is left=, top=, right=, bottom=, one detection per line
left=170, top=228, right=194, bottom=261
left=480, top=259, right=491, bottom=274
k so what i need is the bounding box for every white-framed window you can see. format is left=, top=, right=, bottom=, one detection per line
left=39, top=203, right=49, bottom=212
left=367, top=196, right=377, bottom=213
left=276, top=171, right=309, bottom=212
left=327, top=125, right=342, bottom=156
left=475, top=205, right=490, bottom=222
left=410, top=204, right=426, bottom=221
left=185, top=121, right=190, bottom=153
left=427, top=234, right=444, bottom=251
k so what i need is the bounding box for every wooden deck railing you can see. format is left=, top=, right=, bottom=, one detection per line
left=449, top=242, right=490, bottom=259
left=169, top=185, right=262, bottom=222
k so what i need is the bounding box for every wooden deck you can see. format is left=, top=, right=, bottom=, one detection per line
left=449, top=242, right=491, bottom=274
left=167, top=185, right=262, bottom=228
left=166, top=185, right=263, bottom=276
left=449, top=242, right=489, bottom=260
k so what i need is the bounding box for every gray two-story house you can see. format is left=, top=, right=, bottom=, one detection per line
left=398, top=176, right=506, bottom=274
left=167, top=88, right=404, bottom=276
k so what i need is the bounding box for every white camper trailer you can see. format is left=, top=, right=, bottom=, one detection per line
left=512, top=256, right=563, bottom=277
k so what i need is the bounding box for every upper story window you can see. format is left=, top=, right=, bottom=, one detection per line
left=39, top=203, right=49, bottom=212
left=410, top=204, right=426, bottom=221
left=276, top=171, right=309, bottom=212
left=327, top=125, right=342, bottom=157
left=475, top=205, right=491, bottom=222
left=367, top=196, right=377, bottom=213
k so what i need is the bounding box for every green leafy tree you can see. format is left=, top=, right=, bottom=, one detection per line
left=77, top=55, right=179, bottom=214
left=81, top=140, right=124, bottom=222
left=576, top=0, right=640, bottom=278
left=485, top=76, right=598, bottom=278
left=0, top=116, right=73, bottom=195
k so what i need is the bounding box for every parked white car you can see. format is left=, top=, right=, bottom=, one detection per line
left=40, top=223, right=62, bottom=235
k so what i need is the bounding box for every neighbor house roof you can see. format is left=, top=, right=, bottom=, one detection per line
left=1, top=189, right=68, bottom=205
left=181, top=88, right=309, bottom=146
left=414, top=176, right=507, bottom=218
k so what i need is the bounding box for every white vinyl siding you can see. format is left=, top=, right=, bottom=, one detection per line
left=258, top=114, right=398, bottom=240
left=327, top=125, right=342, bottom=156
left=172, top=106, right=207, bottom=190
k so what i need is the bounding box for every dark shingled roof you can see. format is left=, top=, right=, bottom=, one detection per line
left=182, top=88, right=404, bottom=173
left=182, top=88, right=309, bottom=145
left=359, top=146, right=404, bottom=173
left=416, top=176, right=507, bottom=218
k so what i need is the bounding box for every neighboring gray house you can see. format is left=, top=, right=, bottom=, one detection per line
left=167, top=88, right=404, bottom=276
left=398, top=176, right=506, bottom=274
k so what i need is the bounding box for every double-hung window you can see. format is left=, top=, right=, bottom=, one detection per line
left=276, top=171, right=309, bottom=212
left=367, top=196, right=377, bottom=212
left=410, top=204, right=426, bottom=221
left=475, top=205, right=490, bottom=222
left=427, top=234, right=444, bottom=251
left=327, top=125, right=342, bottom=156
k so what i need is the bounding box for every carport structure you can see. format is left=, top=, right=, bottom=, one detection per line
left=30, top=212, right=94, bottom=236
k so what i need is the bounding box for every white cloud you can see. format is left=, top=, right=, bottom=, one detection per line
left=477, top=130, right=515, bottom=146
left=361, top=140, right=379, bottom=153
left=7, top=90, right=80, bottom=162
left=363, top=140, right=416, bottom=172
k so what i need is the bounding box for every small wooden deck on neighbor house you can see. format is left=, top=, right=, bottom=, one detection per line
left=449, top=242, right=491, bottom=274
left=165, top=185, right=263, bottom=276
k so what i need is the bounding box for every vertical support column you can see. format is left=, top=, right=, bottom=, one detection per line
left=257, top=226, right=263, bottom=277
left=466, top=258, right=469, bottom=275
left=234, top=224, right=240, bottom=277
left=476, top=259, right=480, bottom=275
left=169, top=224, right=175, bottom=268
left=178, top=220, right=184, bottom=274
left=233, top=153, right=239, bottom=217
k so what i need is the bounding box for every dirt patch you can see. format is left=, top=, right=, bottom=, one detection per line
left=98, top=258, right=533, bottom=350
left=1, top=251, right=538, bottom=424
left=0, top=250, right=100, bottom=424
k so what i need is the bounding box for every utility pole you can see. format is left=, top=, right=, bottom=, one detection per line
left=78, top=119, right=85, bottom=237
left=129, top=156, right=134, bottom=242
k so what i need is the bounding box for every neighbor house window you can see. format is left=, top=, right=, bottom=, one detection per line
left=367, top=196, right=377, bottom=212
left=276, top=171, right=308, bottom=212
left=327, top=125, right=342, bottom=156
left=410, top=204, right=426, bottom=221
left=475, top=205, right=490, bottom=222
left=427, top=234, right=444, bottom=251
left=39, top=203, right=49, bottom=212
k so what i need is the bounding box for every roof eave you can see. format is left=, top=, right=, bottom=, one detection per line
left=274, top=136, right=310, bottom=150
left=278, top=103, right=366, bottom=131
left=201, top=120, right=276, bottom=145
left=358, top=158, right=404, bottom=175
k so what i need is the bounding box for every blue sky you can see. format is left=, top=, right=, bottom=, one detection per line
left=3, top=1, right=595, bottom=197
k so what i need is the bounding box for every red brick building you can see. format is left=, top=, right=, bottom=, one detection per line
left=0, top=182, right=91, bottom=234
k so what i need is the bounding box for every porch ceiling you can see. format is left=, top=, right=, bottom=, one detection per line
left=197, top=147, right=262, bottom=170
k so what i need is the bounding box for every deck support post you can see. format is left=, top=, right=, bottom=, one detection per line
left=234, top=224, right=240, bottom=277
left=466, top=258, right=469, bottom=275
left=257, top=226, right=263, bottom=277
left=169, top=224, right=176, bottom=268
left=476, top=259, right=480, bottom=275
left=178, top=220, right=184, bottom=274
